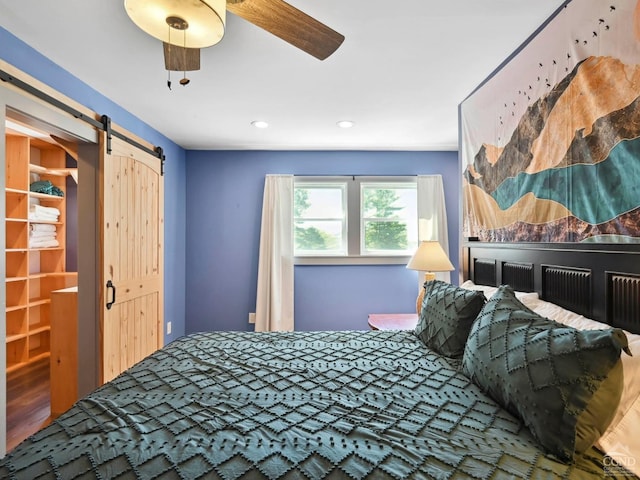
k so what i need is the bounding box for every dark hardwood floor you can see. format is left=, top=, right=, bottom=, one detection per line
left=6, top=358, right=51, bottom=452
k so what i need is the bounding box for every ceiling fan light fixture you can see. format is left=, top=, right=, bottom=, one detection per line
left=124, top=0, right=226, bottom=48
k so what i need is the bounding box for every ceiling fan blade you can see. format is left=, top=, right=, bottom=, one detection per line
left=163, top=42, right=201, bottom=71
left=226, top=0, right=344, bottom=60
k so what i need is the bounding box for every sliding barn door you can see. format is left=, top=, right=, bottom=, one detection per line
left=100, top=134, right=164, bottom=383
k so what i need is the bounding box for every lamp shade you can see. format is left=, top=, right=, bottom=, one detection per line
left=406, top=241, right=454, bottom=273
left=124, top=0, right=226, bottom=49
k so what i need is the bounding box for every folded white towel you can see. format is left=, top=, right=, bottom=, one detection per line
left=29, top=204, right=60, bottom=222
left=31, top=224, right=57, bottom=233
left=30, top=204, right=60, bottom=216
left=29, top=232, right=57, bottom=240
left=29, top=213, right=58, bottom=222
left=29, top=238, right=59, bottom=248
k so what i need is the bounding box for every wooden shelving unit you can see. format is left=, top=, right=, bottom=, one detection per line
left=4, top=133, right=77, bottom=373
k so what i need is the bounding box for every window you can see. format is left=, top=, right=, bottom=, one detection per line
left=294, top=176, right=417, bottom=263
left=361, top=182, right=417, bottom=255
left=294, top=182, right=347, bottom=256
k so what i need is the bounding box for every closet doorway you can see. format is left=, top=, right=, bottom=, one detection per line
left=1, top=76, right=164, bottom=456
left=4, top=115, right=84, bottom=452
left=1, top=84, right=100, bottom=457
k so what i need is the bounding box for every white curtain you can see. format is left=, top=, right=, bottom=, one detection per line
left=417, top=175, right=451, bottom=283
left=255, top=175, right=294, bottom=331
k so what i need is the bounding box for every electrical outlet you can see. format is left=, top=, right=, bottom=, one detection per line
left=167, top=321, right=172, bottom=335
left=249, top=312, right=256, bottom=324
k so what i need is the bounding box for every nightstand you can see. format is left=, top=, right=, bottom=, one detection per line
left=368, top=313, right=419, bottom=330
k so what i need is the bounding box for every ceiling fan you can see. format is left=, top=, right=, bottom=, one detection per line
left=125, top=0, right=345, bottom=86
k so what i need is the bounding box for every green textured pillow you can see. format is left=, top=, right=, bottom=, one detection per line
left=574, top=358, right=623, bottom=453
left=461, top=285, right=628, bottom=462
left=415, top=280, right=486, bottom=357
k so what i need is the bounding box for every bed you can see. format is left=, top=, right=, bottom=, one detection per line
left=1, top=243, right=639, bottom=479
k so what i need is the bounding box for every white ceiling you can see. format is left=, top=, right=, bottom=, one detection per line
left=0, top=1, right=565, bottom=151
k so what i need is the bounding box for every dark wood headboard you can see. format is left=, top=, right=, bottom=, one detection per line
left=463, top=242, right=640, bottom=334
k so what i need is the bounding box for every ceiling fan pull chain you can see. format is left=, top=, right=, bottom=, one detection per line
left=180, top=28, right=190, bottom=86
left=167, top=24, right=172, bottom=90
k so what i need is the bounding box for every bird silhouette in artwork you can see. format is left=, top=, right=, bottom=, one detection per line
left=488, top=0, right=625, bottom=147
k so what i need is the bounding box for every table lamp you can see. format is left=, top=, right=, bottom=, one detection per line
left=406, top=241, right=454, bottom=313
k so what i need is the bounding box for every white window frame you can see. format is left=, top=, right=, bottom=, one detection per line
left=294, top=181, right=348, bottom=256
left=294, top=176, right=417, bottom=265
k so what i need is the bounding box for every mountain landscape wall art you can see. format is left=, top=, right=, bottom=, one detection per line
left=461, top=0, right=640, bottom=243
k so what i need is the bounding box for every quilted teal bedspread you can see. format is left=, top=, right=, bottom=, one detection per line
left=0, top=330, right=633, bottom=479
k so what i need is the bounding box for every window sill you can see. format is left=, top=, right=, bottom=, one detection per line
left=295, top=255, right=411, bottom=266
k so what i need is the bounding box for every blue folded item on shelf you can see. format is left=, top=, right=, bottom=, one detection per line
left=30, top=180, right=64, bottom=197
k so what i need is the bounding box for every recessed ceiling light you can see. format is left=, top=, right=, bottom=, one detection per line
left=337, top=120, right=355, bottom=129
left=251, top=120, right=269, bottom=129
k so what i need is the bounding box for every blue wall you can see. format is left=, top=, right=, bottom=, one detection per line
left=0, top=27, right=187, bottom=342
left=185, top=150, right=460, bottom=332
left=2, top=25, right=461, bottom=337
